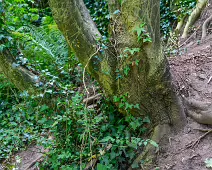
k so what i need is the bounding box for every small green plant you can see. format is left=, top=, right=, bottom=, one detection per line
left=113, top=93, right=140, bottom=111
left=0, top=75, right=43, bottom=161
left=124, top=47, right=140, bottom=55
left=134, top=23, right=152, bottom=43
left=205, top=158, right=212, bottom=168
left=116, top=47, right=140, bottom=78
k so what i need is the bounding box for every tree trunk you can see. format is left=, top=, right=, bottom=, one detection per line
left=0, top=41, right=37, bottom=93
left=49, top=0, right=186, bottom=130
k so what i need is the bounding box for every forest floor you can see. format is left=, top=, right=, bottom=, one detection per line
left=156, top=2, right=212, bottom=170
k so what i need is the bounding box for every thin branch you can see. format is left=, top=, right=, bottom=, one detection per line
left=49, top=0, right=101, bottom=65
left=83, top=46, right=101, bottom=94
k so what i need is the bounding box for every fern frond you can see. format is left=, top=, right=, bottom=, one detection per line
left=13, top=24, right=70, bottom=70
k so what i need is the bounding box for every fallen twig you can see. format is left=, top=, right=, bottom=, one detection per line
left=186, top=129, right=212, bottom=148
left=83, top=94, right=101, bottom=106
left=179, top=25, right=201, bottom=48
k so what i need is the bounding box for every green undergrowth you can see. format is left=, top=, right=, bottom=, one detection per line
left=0, top=73, right=154, bottom=169
left=0, top=74, right=40, bottom=161
left=0, top=0, right=169, bottom=169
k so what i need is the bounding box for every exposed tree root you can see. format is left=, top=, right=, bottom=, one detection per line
left=182, top=96, right=212, bottom=125
left=182, top=96, right=211, bottom=110
left=181, top=0, right=208, bottom=38
left=175, top=16, right=186, bottom=33
left=24, top=155, right=43, bottom=170
left=128, top=124, right=171, bottom=170
left=201, top=14, right=212, bottom=40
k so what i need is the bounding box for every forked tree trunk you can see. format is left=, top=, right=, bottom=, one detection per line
left=49, top=0, right=186, bottom=129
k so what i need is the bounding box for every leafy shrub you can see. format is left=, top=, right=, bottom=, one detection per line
left=40, top=96, right=152, bottom=169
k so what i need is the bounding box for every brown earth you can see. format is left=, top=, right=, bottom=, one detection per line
left=155, top=1, right=212, bottom=169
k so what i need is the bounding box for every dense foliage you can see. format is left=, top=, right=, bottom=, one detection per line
left=85, top=0, right=109, bottom=37
left=0, top=0, right=197, bottom=169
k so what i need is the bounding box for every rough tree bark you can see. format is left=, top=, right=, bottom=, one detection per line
left=49, top=0, right=186, bottom=168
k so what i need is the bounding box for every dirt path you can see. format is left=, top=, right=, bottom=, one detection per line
left=156, top=41, right=212, bottom=169
left=156, top=2, right=212, bottom=169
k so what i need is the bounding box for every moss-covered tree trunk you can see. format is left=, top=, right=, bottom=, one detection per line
left=49, top=0, right=186, bottom=128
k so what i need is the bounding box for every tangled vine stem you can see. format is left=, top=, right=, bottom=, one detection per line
left=83, top=46, right=101, bottom=94
left=201, top=14, right=212, bottom=40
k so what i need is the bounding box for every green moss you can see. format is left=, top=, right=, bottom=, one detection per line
left=98, top=60, right=115, bottom=96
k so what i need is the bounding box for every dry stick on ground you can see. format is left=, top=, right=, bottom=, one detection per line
left=186, top=129, right=212, bottom=148
left=83, top=94, right=101, bottom=106
left=179, top=25, right=201, bottom=48
left=201, top=14, right=212, bottom=40
left=207, top=76, right=212, bottom=84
